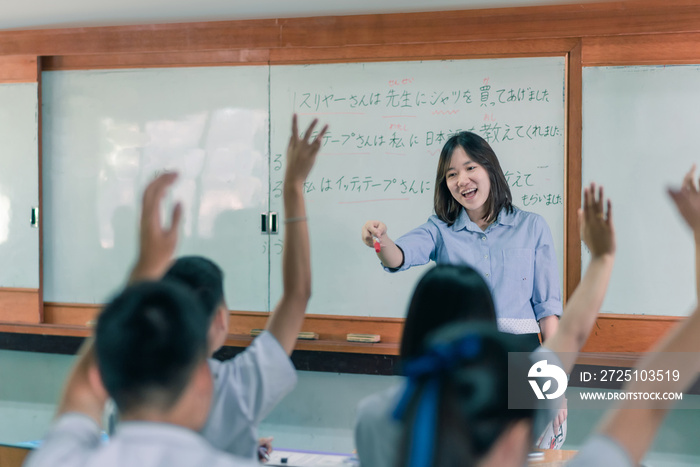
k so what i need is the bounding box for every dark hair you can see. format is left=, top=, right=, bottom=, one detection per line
left=400, top=265, right=497, bottom=360
left=434, top=132, right=513, bottom=226
left=163, top=256, right=225, bottom=321
left=396, top=322, right=535, bottom=467
left=95, top=280, right=210, bottom=413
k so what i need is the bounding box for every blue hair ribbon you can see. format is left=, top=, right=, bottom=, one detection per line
left=392, top=333, right=482, bottom=467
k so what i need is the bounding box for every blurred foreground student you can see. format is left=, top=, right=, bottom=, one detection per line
left=569, top=166, right=700, bottom=466
left=356, top=183, right=616, bottom=467
left=396, top=170, right=700, bottom=466
left=121, top=115, right=328, bottom=460
left=24, top=280, right=259, bottom=467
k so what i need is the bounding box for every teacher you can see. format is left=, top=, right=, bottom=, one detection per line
left=361, top=131, right=561, bottom=348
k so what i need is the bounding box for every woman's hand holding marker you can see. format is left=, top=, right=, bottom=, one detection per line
left=361, top=220, right=387, bottom=249
left=360, top=220, right=404, bottom=268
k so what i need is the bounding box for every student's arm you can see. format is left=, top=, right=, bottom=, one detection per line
left=596, top=305, right=700, bottom=465
left=538, top=315, right=559, bottom=342
left=265, top=115, right=328, bottom=355
left=681, top=164, right=700, bottom=303
left=596, top=168, right=700, bottom=464
left=23, top=340, right=106, bottom=467
left=543, top=183, right=616, bottom=373
left=55, top=339, right=108, bottom=425
left=128, top=172, right=182, bottom=283
left=361, top=220, right=404, bottom=268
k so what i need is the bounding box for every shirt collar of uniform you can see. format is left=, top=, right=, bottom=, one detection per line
left=451, top=206, right=517, bottom=232
left=116, top=421, right=208, bottom=447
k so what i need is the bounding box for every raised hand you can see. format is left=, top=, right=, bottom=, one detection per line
left=285, top=114, right=328, bottom=186
left=131, top=172, right=182, bottom=282
left=669, top=164, right=700, bottom=233
left=580, top=183, right=615, bottom=258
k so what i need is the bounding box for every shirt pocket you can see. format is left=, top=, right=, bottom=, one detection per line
left=502, top=248, right=535, bottom=303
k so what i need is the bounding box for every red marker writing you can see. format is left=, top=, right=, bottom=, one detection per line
left=373, top=236, right=381, bottom=253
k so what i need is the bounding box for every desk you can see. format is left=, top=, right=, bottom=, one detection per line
left=0, top=444, right=30, bottom=467
left=530, top=449, right=578, bottom=466
left=0, top=444, right=576, bottom=467
left=265, top=448, right=577, bottom=466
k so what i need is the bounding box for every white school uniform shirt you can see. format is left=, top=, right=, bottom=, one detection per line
left=566, top=435, right=633, bottom=467
left=201, top=330, right=298, bottom=459
left=23, top=413, right=259, bottom=467
left=354, top=346, right=566, bottom=467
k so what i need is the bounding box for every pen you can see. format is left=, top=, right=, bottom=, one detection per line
left=258, top=446, right=270, bottom=462
left=372, top=236, right=381, bottom=253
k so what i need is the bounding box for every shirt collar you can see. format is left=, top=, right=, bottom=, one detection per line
left=116, top=421, right=207, bottom=447
left=451, top=206, right=517, bottom=232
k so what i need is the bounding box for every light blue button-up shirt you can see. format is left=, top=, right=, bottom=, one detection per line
left=386, top=207, right=562, bottom=334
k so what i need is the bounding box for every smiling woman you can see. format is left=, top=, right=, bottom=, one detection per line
left=361, top=131, right=562, bottom=343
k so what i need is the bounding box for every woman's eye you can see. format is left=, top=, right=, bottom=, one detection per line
left=447, top=173, right=455, bottom=178
left=468, top=166, right=476, bottom=171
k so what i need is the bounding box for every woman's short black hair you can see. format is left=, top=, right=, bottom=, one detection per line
left=434, top=132, right=513, bottom=226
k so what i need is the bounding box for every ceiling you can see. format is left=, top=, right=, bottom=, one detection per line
left=0, top=0, right=581, bottom=31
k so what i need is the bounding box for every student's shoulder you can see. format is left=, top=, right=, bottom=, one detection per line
left=207, top=331, right=294, bottom=380
left=357, top=385, right=402, bottom=421
left=566, top=435, right=633, bottom=467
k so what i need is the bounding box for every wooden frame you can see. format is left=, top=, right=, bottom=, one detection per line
left=2, top=0, right=700, bottom=361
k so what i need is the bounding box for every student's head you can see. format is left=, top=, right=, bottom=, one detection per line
left=163, top=256, right=229, bottom=354
left=400, top=264, right=497, bottom=360
left=396, top=322, right=536, bottom=467
left=95, top=280, right=212, bottom=429
left=434, top=132, right=513, bottom=226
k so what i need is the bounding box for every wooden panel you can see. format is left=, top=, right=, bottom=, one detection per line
left=0, top=445, right=30, bottom=467
left=43, top=303, right=404, bottom=354
left=42, top=50, right=271, bottom=71
left=581, top=313, right=681, bottom=352
left=269, top=39, right=579, bottom=64
left=0, top=289, right=40, bottom=323
left=44, top=302, right=101, bottom=326
left=0, top=56, right=37, bottom=83
left=39, top=39, right=579, bottom=71
left=565, top=41, right=583, bottom=300
left=4, top=2, right=700, bottom=57
left=0, top=322, right=89, bottom=337
left=0, top=20, right=281, bottom=56
left=36, top=303, right=682, bottom=354
left=277, top=2, right=700, bottom=48
left=583, top=33, right=700, bottom=66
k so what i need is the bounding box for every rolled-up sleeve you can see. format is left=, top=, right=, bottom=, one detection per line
left=384, top=220, right=440, bottom=273
left=202, top=331, right=297, bottom=458
left=531, top=216, right=562, bottom=320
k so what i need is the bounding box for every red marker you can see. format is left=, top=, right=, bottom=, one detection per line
left=373, top=236, right=381, bottom=253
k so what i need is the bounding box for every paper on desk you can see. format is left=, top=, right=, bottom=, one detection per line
left=266, top=449, right=356, bottom=467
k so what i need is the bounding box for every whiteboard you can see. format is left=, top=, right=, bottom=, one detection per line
left=583, top=65, right=700, bottom=316
left=42, top=67, right=270, bottom=309
left=270, top=58, right=566, bottom=317
left=0, top=83, right=39, bottom=289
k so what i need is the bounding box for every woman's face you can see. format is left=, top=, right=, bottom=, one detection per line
left=445, top=146, right=491, bottom=221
